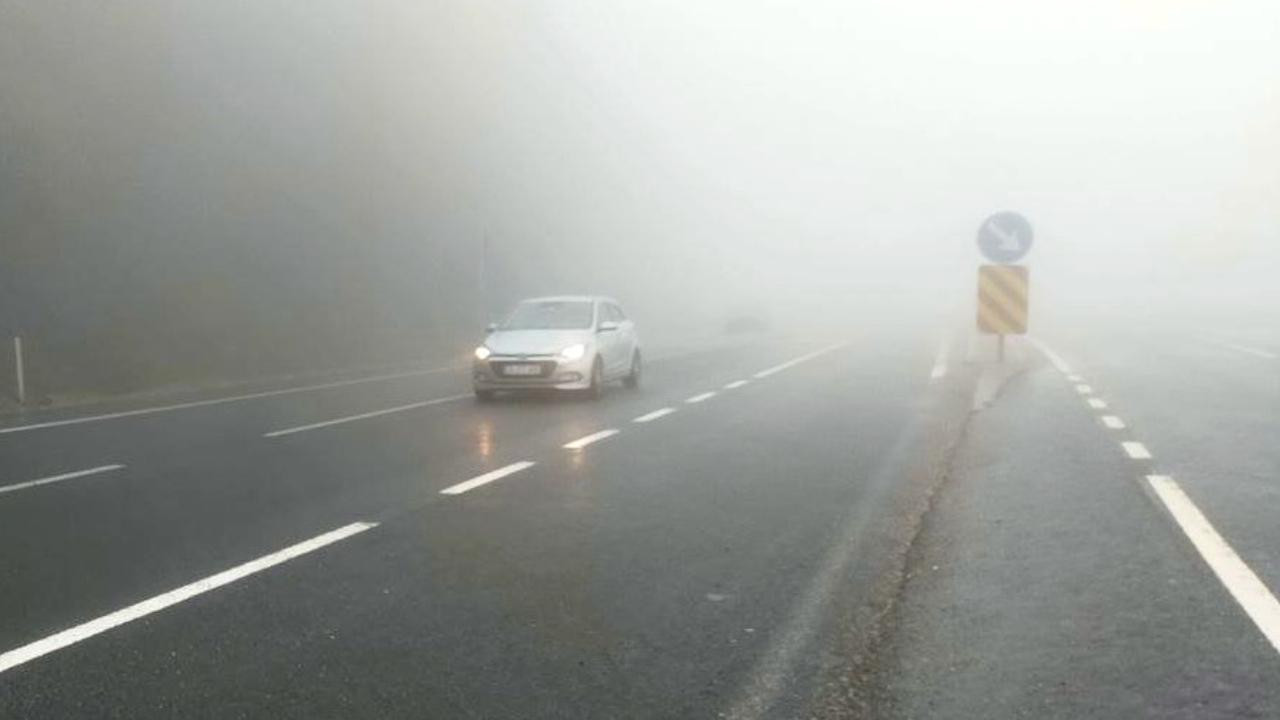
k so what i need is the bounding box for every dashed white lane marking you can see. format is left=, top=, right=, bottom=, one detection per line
left=439, top=461, right=536, bottom=495
left=0, top=366, right=462, bottom=436
left=0, top=465, right=126, bottom=497
left=0, top=521, right=377, bottom=675
left=1087, top=398, right=1108, bottom=410
left=1075, top=384, right=1094, bottom=395
left=724, top=380, right=749, bottom=390
left=1035, top=337, right=1280, bottom=656
left=1207, top=340, right=1278, bottom=360
left=1147, top=475, right=1280, bottom=654
left=1027, top=337, right=1073, bottom=374
left=1067, top=374, right=1084, bottom=383
left=563, top=429, right=620, bottom=450
left=264, top=394, right=471, bottom=437
left=1122, top=441, right=1152, bottom=460
left=752, top=343, right=849, bottom=379
left=686, top=391, right=716, bottom=404
left=633, top=408, right=676, bottom=423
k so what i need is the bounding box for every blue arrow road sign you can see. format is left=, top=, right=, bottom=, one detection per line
left=977, top=211, right=1034, bottom=263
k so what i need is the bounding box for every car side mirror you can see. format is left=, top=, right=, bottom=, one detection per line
left=597, top=321, right=619, bottom=333
left=485, top=323, right=498, bottom=334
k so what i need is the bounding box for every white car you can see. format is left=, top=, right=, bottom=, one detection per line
left=472, top=295, right=642, bottom=400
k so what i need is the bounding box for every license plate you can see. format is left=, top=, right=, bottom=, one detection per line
left=502, top=364, right=541, bottom=376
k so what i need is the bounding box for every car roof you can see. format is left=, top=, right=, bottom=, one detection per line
left=518, top=295, right=620, bottom=305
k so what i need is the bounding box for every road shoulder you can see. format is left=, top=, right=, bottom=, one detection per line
left=878, top=357, right=1280, bottom=719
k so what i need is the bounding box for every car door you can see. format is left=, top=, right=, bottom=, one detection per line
left=591, top=299, right=616, bottom=376
left=605, top=302, right=636, bottom=376
left=594, top=301, right=620, bottom=376
left=611, top=303, right=637, bottom=368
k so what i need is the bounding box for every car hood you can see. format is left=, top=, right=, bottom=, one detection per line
left=484, top=329, right=592, bottom=356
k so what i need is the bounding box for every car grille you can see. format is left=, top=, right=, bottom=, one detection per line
left=489, top=359, right=557, bottom=379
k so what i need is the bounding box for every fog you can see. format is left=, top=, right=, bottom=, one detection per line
left=2, top=1, right=1277, bottom=397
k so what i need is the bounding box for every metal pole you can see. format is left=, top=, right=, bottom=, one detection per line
left=14, top=336, right=25, bottom=405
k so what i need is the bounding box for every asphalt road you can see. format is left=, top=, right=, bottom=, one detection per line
left=884, top=323, right=1280, bottom=719
left=0, top=324, right=972, bottom=719
left=4, top=319, right=1279, bottom=719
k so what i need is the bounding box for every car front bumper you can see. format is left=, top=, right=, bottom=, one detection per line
left=473, top=354, right=593, bottom=391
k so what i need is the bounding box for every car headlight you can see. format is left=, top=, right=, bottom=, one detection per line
left=560, top=343, right=587, bottom=361
left=474, top=346, right=492, bottom=360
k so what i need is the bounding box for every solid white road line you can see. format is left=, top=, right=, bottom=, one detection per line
left=1075, top=384, right=1094, bottom=395
left=263, top=394, right=470, bottom=438
left=1102, top=415, right=1127, bottom=430
left=0, top=465, right=126, bottom=496
left=752, top=343, right=849, bottom=379
left=724, top=380, right=749, bottom=390
left=633, top=408, right=676, bottom=423
left=0, top=366, right=463, bottom=436
left=563, top=430, right=620, bottom=450
left=0, top=521, right=377, bottom=675
left=686, top=391, right=716, bottom=404
left=1208, top=340, right=1278, bottom=360
left=1147, top=475, right=1280, bottom=654
left=1087, top=398, right=1108, bottom=410
left=1027, top=337, right=1073, bottom=374
left=1122, top=441, right=1152, bottom=460
left=439, top=461, right=536, bottom=495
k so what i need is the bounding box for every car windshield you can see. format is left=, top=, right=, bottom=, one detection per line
left=501, top=301, right=593, bottom=330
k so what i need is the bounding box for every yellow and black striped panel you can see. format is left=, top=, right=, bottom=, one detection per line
left=977, top=265, right=1029, bottom=335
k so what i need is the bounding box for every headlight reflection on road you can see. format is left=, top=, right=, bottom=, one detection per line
left=562, top=451, right=596, bottom=513
left=561, top=424, right=592, bottom=509
left=473, top=420, right=494, bottom=460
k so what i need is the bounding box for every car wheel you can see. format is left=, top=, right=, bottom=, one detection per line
left=623, top=351, right=641, bottom=389
left=474, top=388, right=496, bottom=402
left=584, top=358, right=605, bottom=401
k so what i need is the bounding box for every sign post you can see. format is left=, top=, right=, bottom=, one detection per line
left=975, top=212, right=1033, bottom=361
left=14, top=336, right=25, bottom=405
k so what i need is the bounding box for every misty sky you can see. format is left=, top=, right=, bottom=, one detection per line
left=2, top=0, right=1277, bottom=386
left=386, top=0, right=1279, bottom=301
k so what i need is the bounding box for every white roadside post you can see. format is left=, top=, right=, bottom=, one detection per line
left=14, top=336, right=25, bottom=405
